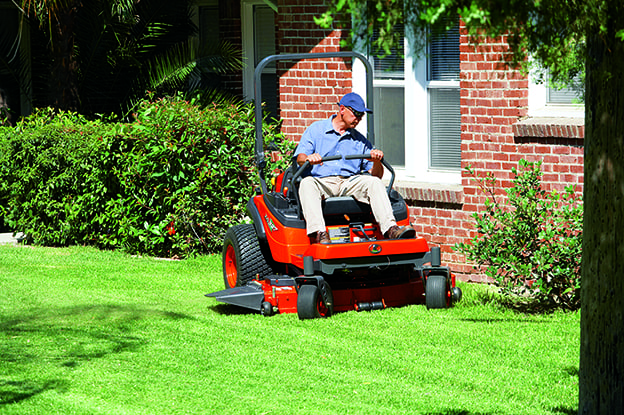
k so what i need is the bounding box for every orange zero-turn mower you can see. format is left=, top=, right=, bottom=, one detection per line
left=206, top=52, right=462, bottom=319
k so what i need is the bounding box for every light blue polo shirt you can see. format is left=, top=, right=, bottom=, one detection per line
left=294, top=116, right=373, bottom=178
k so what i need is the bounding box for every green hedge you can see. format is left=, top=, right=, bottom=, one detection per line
left=0, top=96, right=293, bottom=257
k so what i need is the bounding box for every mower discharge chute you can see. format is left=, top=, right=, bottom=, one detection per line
left=206, top=52, right=462, bottom=319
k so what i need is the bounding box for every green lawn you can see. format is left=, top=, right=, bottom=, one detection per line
left=0, top=245, right=579, bottom=415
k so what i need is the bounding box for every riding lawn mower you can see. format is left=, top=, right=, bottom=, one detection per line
left=206, top=52, right=462, bottom=319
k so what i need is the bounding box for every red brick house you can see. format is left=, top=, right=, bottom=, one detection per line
left=195, top=0, right=584, bottom=281
left=196, top=0, right=584, bottom=281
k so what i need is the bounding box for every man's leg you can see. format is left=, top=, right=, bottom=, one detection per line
left=299, top=176, right=341, bottom=235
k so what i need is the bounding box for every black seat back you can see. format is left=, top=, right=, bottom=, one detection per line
left=321, top=190, right=408, bottom=226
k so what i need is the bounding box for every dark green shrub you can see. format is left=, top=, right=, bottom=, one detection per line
left=0, top=108, right=116, bottom=245
left=0, top=95, right=293, bottom=257
left=100, top=95, right=290, bottom=256
left=455, top=159, right=583, bottom=311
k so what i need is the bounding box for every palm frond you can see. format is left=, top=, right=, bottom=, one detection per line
left=142, top=40, right=198, bottom=92
left=196, top=40, right=243, bottom=75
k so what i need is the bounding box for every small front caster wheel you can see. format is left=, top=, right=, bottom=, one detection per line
left=452, top=286, right=462, bottom=304
left=261, top=301, right=274, bottom=317
left=426, top=274, right=449, bottom=309
left=297, top=282, right=333, bottom=319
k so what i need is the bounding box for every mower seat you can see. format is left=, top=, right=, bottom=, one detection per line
left=322, top=196, right=370, bottom=216
left=321, top=196, right=374, bottom=225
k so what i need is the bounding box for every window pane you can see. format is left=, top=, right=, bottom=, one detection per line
left=548, top=82, right=583, bottom=104
left=254, top=5, right=278, bottom=120
left=0, top=8, right=22, bottom=119
left=548, top=87, right=581, bottom=104
left=254, top=6, right=276, bottom=66
left=199, top=6, right=219, bottom=45
left=429, top=17, right=460, bottom=81
left=374, top=86, right=405, bottom=166
left=430, top=88, right=461, bottom=170
left=547, top=72, right=583, bottom=104
left=371, top=24, right=405, bottom=80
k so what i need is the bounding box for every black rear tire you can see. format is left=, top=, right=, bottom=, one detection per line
left=426, top=275, right=448, bottom=309
left=222, top=224, right=274, bottom=289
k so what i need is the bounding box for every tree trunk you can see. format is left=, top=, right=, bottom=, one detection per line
left=47, top=1, right=81, bottom=111
left=578, top=11, right=624, bottom=414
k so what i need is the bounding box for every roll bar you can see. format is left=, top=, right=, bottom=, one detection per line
left=253, top=52, right=374, bottom=194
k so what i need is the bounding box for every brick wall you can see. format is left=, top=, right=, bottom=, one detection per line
left=276, top=0, right=352, bottom=139
left=452, top=29, right=584, bottom=281
left=458, top=32, right=531, bottom=278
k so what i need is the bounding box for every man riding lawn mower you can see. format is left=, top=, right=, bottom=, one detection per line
left=206, top=52, right=462, bottom=319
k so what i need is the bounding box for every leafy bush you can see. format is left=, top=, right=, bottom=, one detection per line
left=0, top=95, right=293, bottom=257
left=0, top=108, right=115, bottom=245
left=455, top=159, right=583, bottom=311
left=100, top=96, right=290, bottom=256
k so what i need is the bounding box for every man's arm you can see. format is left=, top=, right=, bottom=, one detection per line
left=368, top=149, right=385, bottom=179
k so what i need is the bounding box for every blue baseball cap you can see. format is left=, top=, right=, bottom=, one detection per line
left=339, top=92, right=372, bottom=114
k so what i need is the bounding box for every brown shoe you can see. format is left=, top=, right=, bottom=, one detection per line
left=315, top=231, right=331, bottom=244
left=384, top=225, right=416, bottom=240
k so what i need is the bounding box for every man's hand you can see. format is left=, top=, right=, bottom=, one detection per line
left=297, top=153, right=323, bottom=166
left=368, top=149, right=385, bottom=179
left=368, top=149, right=384, bottom=163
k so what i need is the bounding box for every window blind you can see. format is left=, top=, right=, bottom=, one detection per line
left=547, top=75, right=583, bottom=104
left=430, top=88, right=461, bottom=170
left=371, top=24, right=405, bottom=79
left=428, top=16, right=461, bottom=171
left=429, top=17, right=460, bottom=81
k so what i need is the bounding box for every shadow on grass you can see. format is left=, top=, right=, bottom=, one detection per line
left=564, top=366, right=579, bottom=377
left=0, top=304, right=193, bottom=406
left=210, top=303, right=257, bottom=316
left=551, top=406, right=578, bottom=415
left=0, top=379, right=70, bottom=406
left=458, top=286, right=579, bottom=319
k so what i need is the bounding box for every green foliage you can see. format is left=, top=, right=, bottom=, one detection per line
left=316, top=0, right=405, bottom=57
left=317, top=0, right=624, bottom=90
left=455, top=160, right=583, bottom=311
left=0, top=95, right=293, bottom=257
left=3, top=0, right=242, bottom=116
left=100, top=95, right=289, bottom=257
left=0, top=108, right=114, bottom=245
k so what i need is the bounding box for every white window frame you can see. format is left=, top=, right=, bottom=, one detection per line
left=242, top=0, right=277, bottom=102
left=356, top=31, right=461, bottom=186
left=409, top=42, right=461, bottom=185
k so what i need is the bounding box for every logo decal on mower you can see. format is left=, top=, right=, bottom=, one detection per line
left=369, top=244, right=382, bottom=254
left=264, top=215, right=278, bottom=232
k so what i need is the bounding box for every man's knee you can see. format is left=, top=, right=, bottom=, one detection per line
left=361, top=175, right=386, bottom=192
left=299, top=176, right=316, bottom=193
